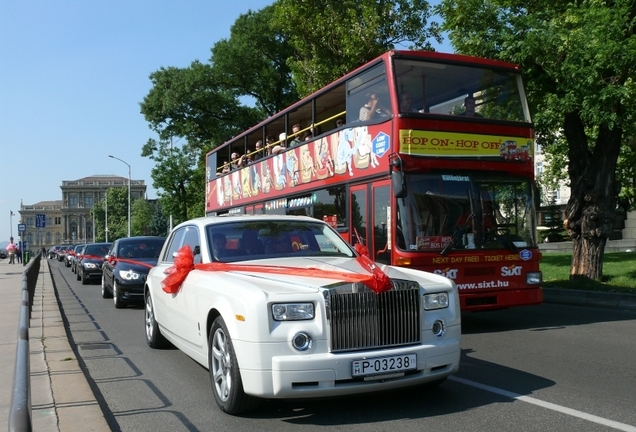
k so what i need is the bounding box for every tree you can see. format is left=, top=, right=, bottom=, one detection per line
left=142, top=139, right=205, bottom=225
left=131, top=198, right=154, bottom=236
left=149, top=203, right=169, bottom=237
left=438, top=0, right=636, bottom=281
left=140, top=7, right=301, bottom=226
left=91, top=187, right=129, bottom=242
left=210, top=5, right=299, bottom=117
left=140, top=62, right=261, bottom=153
left=272, top=0, right=442, bottom=96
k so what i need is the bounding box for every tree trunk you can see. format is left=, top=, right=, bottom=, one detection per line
left=563, top=111, right=622, bottom=281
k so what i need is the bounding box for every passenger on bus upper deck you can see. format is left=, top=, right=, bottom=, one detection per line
left=253, top=140, right=265, bottom=160
left=399, top=91, right=424, bottom=113
left=289, top=124, right=302, bottom=147
left=217, top=160, right=230, bottom=175
left=459, top=94, right=483, bottom=118
left=359, top=92, right=391, bottom=121
left=271, top=133, right=287, bottom=155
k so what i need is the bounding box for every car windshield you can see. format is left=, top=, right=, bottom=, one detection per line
left=206, top=219, right=355, bottom=262
left=118, top=239, right=165, bottom=259
left=83, top=244, right=111, bottom=257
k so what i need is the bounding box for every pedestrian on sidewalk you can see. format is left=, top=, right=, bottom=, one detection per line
left=15, top=243, right=22, bottom=263
left=6, top=237, right=16, bottom=264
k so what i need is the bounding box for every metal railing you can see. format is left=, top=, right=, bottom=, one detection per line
left=9, top=252, right=42, bottom=432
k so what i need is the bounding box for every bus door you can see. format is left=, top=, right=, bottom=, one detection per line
left=372, top=180, right=390, bottom=264
left=349, top=181, right=390, bottom=264
left=350, top=184, right=368, bottom=247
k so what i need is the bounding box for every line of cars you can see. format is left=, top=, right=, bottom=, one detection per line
left=50, top=215, right=462, bottom=415
left=53, top=236, right=165, bottom=308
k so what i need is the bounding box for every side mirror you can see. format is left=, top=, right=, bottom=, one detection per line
left=193, top=245, right=200, bottom=256
left=392, top=170, right=406, bottom=198
left=390, top=155, right=406, bottom=198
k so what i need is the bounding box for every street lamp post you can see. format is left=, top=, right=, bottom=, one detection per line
left=10, top=210, right=14, bottom=239
left=108, top=155, right=131, bottom=237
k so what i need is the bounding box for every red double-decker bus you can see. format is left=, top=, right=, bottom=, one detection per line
left=205, top=50, right=542, bottom=311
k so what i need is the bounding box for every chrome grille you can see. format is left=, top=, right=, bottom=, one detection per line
left=325, top=280, right=421, bottom=353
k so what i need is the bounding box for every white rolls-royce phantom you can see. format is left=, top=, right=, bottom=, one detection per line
left=145, top=215, right=461, bottom=414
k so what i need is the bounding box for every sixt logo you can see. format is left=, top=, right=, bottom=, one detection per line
left=501, top=265, right=522, bottom=277
left=434, top=268, right=459, bottom=279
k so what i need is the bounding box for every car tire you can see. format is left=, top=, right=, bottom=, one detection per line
left=209, top=317, right=260, bottom=414
left=145, top=293, right=169, bottom=348
left=81, top=272, right=89, bottom=285
left=113, top=281, right=125, bottom=309
left=101, top=275, right=112, bottom=299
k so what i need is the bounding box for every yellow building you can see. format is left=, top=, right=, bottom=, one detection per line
left=19, top=175, right=147, bottom=251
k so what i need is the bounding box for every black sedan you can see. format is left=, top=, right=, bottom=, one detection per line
left=76, top=242, right=111, bottom=285
left=101, top=236, right=165, bottom=308
left=71, top=244, right=86, bottom=273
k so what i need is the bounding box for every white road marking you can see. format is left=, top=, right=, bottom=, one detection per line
left=449, top=376, right=636, bottom=432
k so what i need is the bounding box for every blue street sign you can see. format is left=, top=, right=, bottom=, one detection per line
left=18, top=223, right=26, bottom=233
left=36, top=214, right=46, bottom=228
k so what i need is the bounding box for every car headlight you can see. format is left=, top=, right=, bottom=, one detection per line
left=118, top=269, right=142, bottom=281
left=423, top=292, right=449, bottom=310
left=271, top=303, right=315, bottom=321
left=526, top=271, right=542, bottom=285
left=83, top=263, right=98, bottom=269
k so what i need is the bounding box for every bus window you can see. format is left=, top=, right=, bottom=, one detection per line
left=313, top=186, right=346, bottom=228
left=346, top=63, right=390, bottom=124
left=394, top=58, right=529, bottom=122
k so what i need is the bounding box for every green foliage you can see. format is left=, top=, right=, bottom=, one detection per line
left=272, top=0, right=442, bottom=96
left=91, top=187, right=128, bottom=242
left=149, top=205, right=169, bottom=237
left=141, top=139, right=204, bottom=225
left=131, top=199, right=154, bottom=236
left=210, top=5, right=298, bottom=117
left=617, top=142, right=636, bottom=211
left=437, top=0, right=636, bottom=279
left=140, top=61, right=262, bottom=153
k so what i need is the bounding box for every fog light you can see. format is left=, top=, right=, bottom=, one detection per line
left=291, top=332, right=312, bottom=351
left=432, top=320, right=445, bottom=337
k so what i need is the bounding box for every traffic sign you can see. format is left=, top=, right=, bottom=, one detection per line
left=18, top=223, right=26, bottom=233
left=36, top=214, right=46, bottom=228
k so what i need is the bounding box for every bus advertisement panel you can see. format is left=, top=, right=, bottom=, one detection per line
left=206, top=50, right=542, bottom=312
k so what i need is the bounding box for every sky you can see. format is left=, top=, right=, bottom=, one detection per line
left=0, top=0, right=450, bottom=245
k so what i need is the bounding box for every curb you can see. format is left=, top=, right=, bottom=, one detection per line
left=543, top=287, right=636, bottom=312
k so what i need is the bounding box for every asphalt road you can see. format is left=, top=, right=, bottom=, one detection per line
left=49, top=260, right=636, bottom=432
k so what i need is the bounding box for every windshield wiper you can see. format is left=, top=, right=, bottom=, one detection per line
left=440, top=213, right=475, bottom=256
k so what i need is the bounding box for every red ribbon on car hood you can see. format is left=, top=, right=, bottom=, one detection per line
left=82, top=254, right=105, bottom=261
left=107, top=257, right=154, bottom=268
left=161, top=244, right=392, bottom=295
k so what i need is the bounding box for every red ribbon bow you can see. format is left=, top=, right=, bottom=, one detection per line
left=161, top=244, right=392, bottom=294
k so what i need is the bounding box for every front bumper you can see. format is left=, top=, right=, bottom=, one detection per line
left=114, top=281, right=145, bottom=303
left=234, top=324, right=460, bottom=399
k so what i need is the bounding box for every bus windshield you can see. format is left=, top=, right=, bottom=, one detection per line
left=395, top=173, right=537, bottom=252
left=393, top=58, right=530, bottom=122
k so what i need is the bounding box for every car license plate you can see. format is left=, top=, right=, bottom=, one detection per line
left=352, top=354, right=417, bottom=377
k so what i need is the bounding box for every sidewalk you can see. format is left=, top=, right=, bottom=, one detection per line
left=0, top=258, right=109, bottom=432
